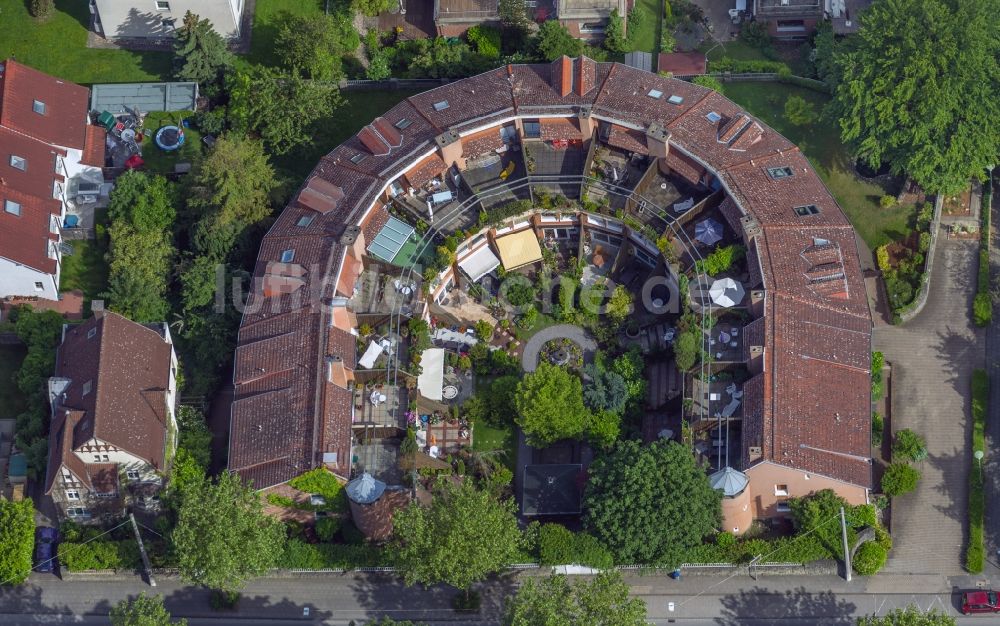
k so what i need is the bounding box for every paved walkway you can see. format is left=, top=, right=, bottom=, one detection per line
left=982, top=181, right=1000, bottom=577
left=519, top=324, right=597, bottom=372
left=875, top=238, right=984, bottom=576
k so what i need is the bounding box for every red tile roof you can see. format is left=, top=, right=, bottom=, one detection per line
left=606, top=124, right=648, bottom=155
left=404, top=153, right=448, bottom=189
left=540, top=117, right=583, bottom=141
left=81, top=125, right=106, bottom=167
left=658, top=52, right=707, bottom=76
left=0, top=59, right=90, bottom=149
left=46, top=313, right=174, bottom=493
left=0, top=186, right=60, bottom=274
left=230, top=56, right=873, bottom=493
left=462, top=127, right=506, bottom=159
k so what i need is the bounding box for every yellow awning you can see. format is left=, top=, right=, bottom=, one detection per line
left=495, top=229, right=543, bottom=271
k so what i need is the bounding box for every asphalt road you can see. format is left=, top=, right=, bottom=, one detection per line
left=3, top=571, right=998, bottom=625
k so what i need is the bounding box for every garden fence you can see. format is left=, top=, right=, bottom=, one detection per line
left=897, top=195, right=943, bottom=323
left=341, top=78, right=454, bottom=91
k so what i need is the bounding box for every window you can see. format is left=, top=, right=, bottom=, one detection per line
left=776, top=501, right=791, bottom=513
left=83, top=380, right=92, bottom=396
left=102, top=454, right=110, bottom=462
left=776, top=19, right=806, bottom=32
left=774, top=484, right=789, bottom=496
left=349, top=153, right=367, bottom=164
left=93, top=455, right=101, bottom=462
left=155, top=0, right=170, bottom=10
left=87, top=327, right=97, bottom=339
left=432, top=100, right=450, bottom=112
left=296, top=215, right=315, bottom=227
left=67, top=507, right=89, bottom=517
left=34, top=281, right=44, bottom=291
left=394, top=118, right=413, bottom=130
left=793, top=204, right=820, bottom=217
left=126, top=470, right=140, bottom=480
left=647, top=89, right=663, bottom=99
left=32, top=100, right=46, bottom=115
left=66, top=490, right=80, bottom=500
left=580, top=22, right=605, bottom=33
left=280, top=249, right=295, bottom=263
left=667, top=95, right=684, bottom=105
left=706, top=111, right=721, bottom=123
left=523, top=120, right=541, bottom=139
left=767, top=166, right=794, bottom=180
left=3, top=199, right=20, bottom=216
left=9, top=155, right=26, bottom=170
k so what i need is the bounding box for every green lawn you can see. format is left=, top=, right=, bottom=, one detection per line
left=140, top=111, right=204, bottom=175
left=61, top=210, right=109, bottom=314
left=472, top=421, right=517, bottom=472
left=246, top=0, right=327, bottom=68
left=0, top=345, right=28, bottom=420
left=628, top=0, right=661, bottom=58
left=0, top=0, right=171, bottom=84
left=722, top=82, right=916, bottom=250
left=700, top=40, right=771, bottom=63
left=273, top=90, right=421, bottom=179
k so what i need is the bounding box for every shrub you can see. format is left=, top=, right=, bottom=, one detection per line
left=871, top=412, right=884, bottom=447
left=695, top=244, right=745, bottom=276
left=474, top=319, right=494, bottom=341
left=973, top=292, right=992, bottom=327
left=58, top=540, right=140, bottom=572
left=288, top=468, right=348, bottom=513
left=707, top=58, right=788, bottom=74
left=853, top=542, right=887, bottom=575
left=879, top=195, right=897, bottom=208
left=195, top=107, right=227, bottom=135
left=784, top=95, right=816, bottom=126
left=739, top=20, right=771, bottom=50
left=538, top=524, right=614, bottom=569
left=918, top=232, right=931, bottom=253
left=967, top=369, right=988, bottom=573
left=505, top=281, right=535, bottom=307
left=278, top=539, right=389, bottom=569
left=875, top=245, right=891, bottom=273
left=891, top=429, right=927, bottom=462
left=881, top=462, right=920, bottom=497
left=315, top=517, right=342, bottom=542
left=692, top=75, right=724, bottom=93
left=30, top=0, right=54, bottom=18
left=466, top=25, right=501, bottom=59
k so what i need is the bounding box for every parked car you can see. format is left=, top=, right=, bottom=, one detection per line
left=33, top=527, right=58, bottom=573
left=962, top=590, right=1000, bottom=614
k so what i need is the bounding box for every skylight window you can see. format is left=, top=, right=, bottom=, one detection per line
left=667, top=95, right=684, bottom=105
left=706, top=111, right=721, bottom=123
left=297, top=215, right=315, bottom=227
left=433, top=100, right=450, bottom=112
left=812, top=237, right=831, bottom=246
left=794, top=204, right=820, bottom=217
left=350, top=153, right=367, bottom=164
left=87, top=327, right=97, bottom=339
left=32, top=100, right=45, bottom=115
left=647, top=89, right=663, bottom=98
left=767, top=166, right=794, bottom=180
left=394, top=118, right=413, bottom=130
left=280, top=249, right=295, bottom=263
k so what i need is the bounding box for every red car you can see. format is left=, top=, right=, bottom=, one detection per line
left=962, top=590, right=1000, bottom=614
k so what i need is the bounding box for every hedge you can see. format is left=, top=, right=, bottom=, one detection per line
left=57, top=540, right=141, bottom=572
left=277, top=540, right=390, bottom=570
left=537, top=524, right=614, bottom=569
left=966, top=369, right=988, bottom=573
left=974, top=183, right=992, bottom=327
left=706, top=58, right=789, bottom=74
left=853, top=542, right=887, bottom=575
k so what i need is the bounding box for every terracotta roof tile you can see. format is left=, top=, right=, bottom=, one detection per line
left=605, top=124, right=648, bottom=155
left=404, top=153, right=447, bottom=189
left=0, top=59, right=90, bottom=149
left=461, top=126, right=507, bottom=158
left=539, top=117, right=583, bottom=141
left=81, top=125, right=106, bottom=167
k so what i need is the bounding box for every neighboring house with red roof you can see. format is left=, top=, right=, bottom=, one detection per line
left=0, top=60, right=106, bottom=302
left=45, top=312, right=178, bottom=522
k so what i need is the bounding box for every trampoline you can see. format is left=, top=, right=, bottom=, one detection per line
left=155, top=126, right=185, bottom=151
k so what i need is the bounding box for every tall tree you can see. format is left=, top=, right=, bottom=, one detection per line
left=584, top=440, right=721, bottom=565
left=831, top=0, right=1000, bottom=193
left=107, top=171, right=176, bottom=233
left=503, top=572, right=647, bottom=626
left=605, top=285, right=633, bottom=328
left=173, top=12, right=233, bottom=84
left=393, top=481, right=521, bottom=594
left=354, top=0, right=394, bottom=16
left=104, top=222, right=173, bottom=323
left=534, top=21, right=584, bottom=61
left=110, top=593, right=187, bottom=626
left=185, top=135, right=276, bottom=260
left=603, top=9, right=628, bottom=53
left=514, top=362, right=592, bottom=446
left=275, top=12, right=359, bottom=80
left=498, top=0, right=530, bottom=29
left=857, top=606, right=955, bottom=626
left=172, top=472, right=285, bottom=593
left=0, top=498, right=35, bottom=585
left=227, top=67, right=344, bottom=156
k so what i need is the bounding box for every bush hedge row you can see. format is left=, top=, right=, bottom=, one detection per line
left=278, top=540, right=389, bottom=570
left=966, top=369, right=988, bottom=573
left=537, top=524, right=614, bottom=569
left=57, top=540, right=141, bottom=572
left=974, top=183, right=992, bottom=326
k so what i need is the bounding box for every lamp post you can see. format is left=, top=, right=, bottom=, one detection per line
left=975, top=449, right=984, bottom=480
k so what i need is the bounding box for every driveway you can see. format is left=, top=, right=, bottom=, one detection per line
left=982, top=181, right=1000, bottom=576
left=875, top=238, right=984, bottom=576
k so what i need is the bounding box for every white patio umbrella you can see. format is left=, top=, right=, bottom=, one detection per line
left=709, top=277, right=745, bottom=308
left=695, top=218, right=723, bottom=246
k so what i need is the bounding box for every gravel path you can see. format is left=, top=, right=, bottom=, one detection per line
left=520, top=324, right=597, bottom=372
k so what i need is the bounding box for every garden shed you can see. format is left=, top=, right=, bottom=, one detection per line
left=521, top=464, right=583, bottom=516
left=89, top=82, right=198, bottom=114
left=495, top=229, right=542, bottom=271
